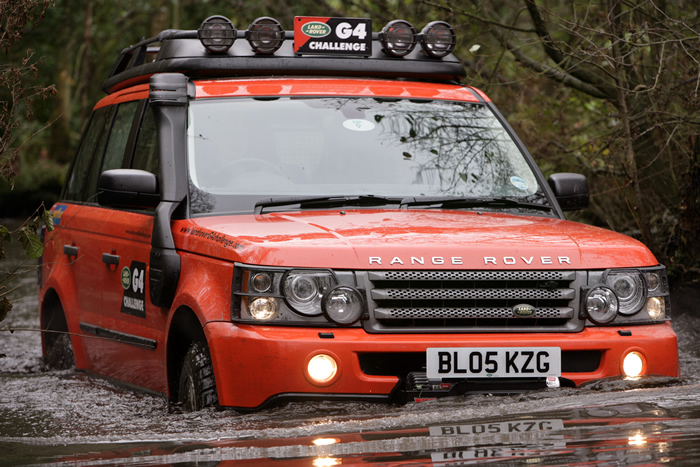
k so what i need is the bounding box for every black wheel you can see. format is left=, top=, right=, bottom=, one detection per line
left=45, top=331, right=74, bottom=370
left=43, top=301, right=75, bottom=371
left=178, top=341, right=218, bottom=411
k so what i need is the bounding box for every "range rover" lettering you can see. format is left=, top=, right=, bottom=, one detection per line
left=367, top=256, right=571, bottom=265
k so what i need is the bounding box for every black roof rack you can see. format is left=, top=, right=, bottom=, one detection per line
left=103, top=28, right=466, bottom=94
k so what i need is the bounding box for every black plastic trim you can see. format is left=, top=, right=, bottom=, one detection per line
left=104, top=34, right=466, bottom=93
left=79, top=323, right=157, bottom=350
left=231, top=392, right=392, bottom=413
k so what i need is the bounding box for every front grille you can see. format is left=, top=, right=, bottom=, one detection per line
left=361, top=270, right=584, bottom=333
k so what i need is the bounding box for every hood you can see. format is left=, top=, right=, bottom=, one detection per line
left=175, top=210, right=657, bottom=270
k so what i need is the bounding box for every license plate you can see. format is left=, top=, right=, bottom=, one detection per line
left=429, top=419, right=564, bottom=436
left=426, top=347, right=561, bottom=379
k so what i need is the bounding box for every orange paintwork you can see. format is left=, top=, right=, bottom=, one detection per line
left=195, top=78, right=485, bottom=102
left=174, top=210, right=658, bottom=270
left=40, top=72, right=680, bottom=411
left=207, top=322, right=679, bottom=408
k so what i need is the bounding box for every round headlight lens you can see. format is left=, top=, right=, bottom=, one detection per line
left=585, top=286, right=619, bottom=324
left=251, top=272, right=272, bottom=293
left=645, top=272, right=661, bottom=293
left=606, top=271, right=645, bottom=315
left=646, top=296, right=665, bottom=320
left=283, top=271, right=336, bottom=316
left=248, top=297, right=278, bottom=320
left=322, top=286, right=364, bottom=325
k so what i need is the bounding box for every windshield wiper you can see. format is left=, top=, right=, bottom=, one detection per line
left=399, top=196, right=554, bottom=212
left=254, top=195, right=402, bottom=214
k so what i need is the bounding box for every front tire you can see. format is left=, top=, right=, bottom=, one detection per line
left=178, top=341, right=218, bottom=411
left=45, top=332, right=74, bottom=370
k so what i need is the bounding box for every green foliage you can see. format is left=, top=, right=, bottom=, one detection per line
left=2, top=0, right=698, bottom=283
left=0, top=205, right=54, bottom=323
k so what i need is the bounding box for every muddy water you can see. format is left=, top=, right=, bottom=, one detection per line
left=2, top=222, right=700, bottom=466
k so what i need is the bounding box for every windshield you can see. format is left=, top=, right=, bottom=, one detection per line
left=187, top=97, right=547, bottom=215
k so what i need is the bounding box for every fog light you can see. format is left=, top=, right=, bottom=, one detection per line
left=307, top=354, right=338, bottom=384
left=584, top=286, right=618, bottom=324
left=646, top=296, right=665, bottom=320
left=622, top=351, right=645, bottom=378
left=248, top=297, right=278, bottom=320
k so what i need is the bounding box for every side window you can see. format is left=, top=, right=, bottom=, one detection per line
left=132, top=105, right=159, bottom=175
left=63, top=107, right=109, bottom=201
left=84, top=100, right=141, bottom=199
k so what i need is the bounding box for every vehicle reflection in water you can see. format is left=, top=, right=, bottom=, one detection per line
left=41, top=401, right=700, bottom=466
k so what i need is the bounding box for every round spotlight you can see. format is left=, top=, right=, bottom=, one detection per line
left=246, top=17, right=285, bottom=54
left=622, top=351, right=645, bottom=378
left=322, top=286, right=364, bottom=325
left=420, top=21, right=456, bottom=58
left=306, top=354, right=338, bottom=385
left=198, top=15, right=236, bottom=53
left=379, top=20, right=417, bottom=57
left=584, top=286, right=619, bottom=325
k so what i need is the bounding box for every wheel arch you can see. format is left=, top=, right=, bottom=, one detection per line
left=39, top=288, right=68, bottom=354
left=166, top=305, right=208, bottom=401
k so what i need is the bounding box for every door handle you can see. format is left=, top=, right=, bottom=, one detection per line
left=102, top=253, right=120, bottom=266
left=63, top=245, right=78, bottom=258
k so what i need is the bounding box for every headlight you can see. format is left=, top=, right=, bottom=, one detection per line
left=646, top=296, right=665, bottom=320
left=248, top=297, right=279, bottom=320
left=232, top=265, right=361, bottom=326
left=283, top=270, right=337, bottom=316
left=585, top=266, right=670, bottom=325
left=584, top=286, right=619, bottom=324
left=606, top=270, right=645, bottom=315
left=322, top=286, right=364, bottom=325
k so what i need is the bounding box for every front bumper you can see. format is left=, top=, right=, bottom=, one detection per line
left=205, top=322, right=679, bottom=410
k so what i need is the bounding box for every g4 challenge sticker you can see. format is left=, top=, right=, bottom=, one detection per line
left=120, top=261, right=147, bottom=318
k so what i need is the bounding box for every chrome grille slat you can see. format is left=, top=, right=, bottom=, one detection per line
left=371, top=288, right=575, bottom=301
left=362, top=269, right=584, bottom=333
left=368, top=271, right=576, bottom=282
left=374, top=307, right=574, bottom=320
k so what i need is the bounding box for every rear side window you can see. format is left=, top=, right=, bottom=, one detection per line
left=63, top=107, right=109, bottom=201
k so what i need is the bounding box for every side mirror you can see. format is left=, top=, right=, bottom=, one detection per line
left=548, top=173, right=589, bottom=211
left=98, top=169, right=160, bottom=209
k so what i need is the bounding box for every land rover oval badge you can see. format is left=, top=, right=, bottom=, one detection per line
left=513, top=304, right=536, bottom=317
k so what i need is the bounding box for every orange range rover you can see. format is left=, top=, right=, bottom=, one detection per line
left=38, top=15, right=679, bottom=411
